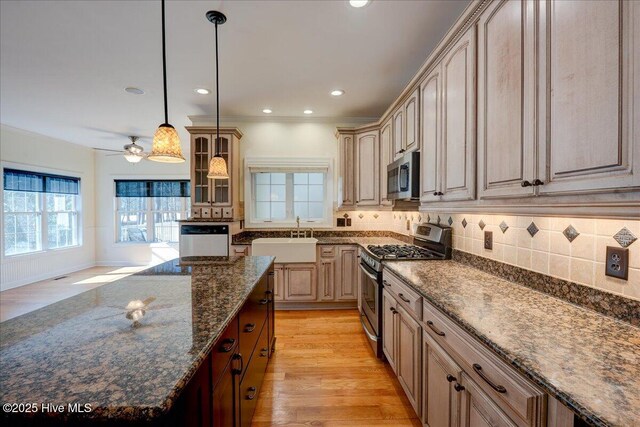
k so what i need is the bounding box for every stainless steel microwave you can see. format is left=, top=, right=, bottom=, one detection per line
left=387, top=151, right=420, bottom=200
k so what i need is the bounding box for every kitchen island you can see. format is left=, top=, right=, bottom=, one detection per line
left=0, top=256, right=275, bottom=426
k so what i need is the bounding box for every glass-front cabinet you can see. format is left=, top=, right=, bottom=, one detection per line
left=186, top=127, right=243, bottom=220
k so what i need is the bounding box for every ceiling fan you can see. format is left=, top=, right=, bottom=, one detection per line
left=94, top=136, right=147, bottom=163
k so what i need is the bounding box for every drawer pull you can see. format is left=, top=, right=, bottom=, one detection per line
left=446, top=374, right=456, bottom=383
left=382, top=280, right=389, bottom=287
left=454, top=383, right=465, bottom=392
left=398, top=293, right=411, bottom=303
left=473, top=363, right=507, bottom=394
left=246, top=386, right=257, bottom=400
left=260, top=347, right=268, bottom=357
left=265, top=290, right=273, bottom=295
left=259, top=298, right=269, bottom=305
left=426, top=320, right=446, bottom=337
left=232, top=353, right=244, bottom=375
left=244, top=323, right=256, bottom=333
left=389, top=307, right=397, bottom=314
left=219, top=338, right=236, bottom=353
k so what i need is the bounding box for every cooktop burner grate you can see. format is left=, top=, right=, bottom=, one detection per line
left=366, top=244, right=440, bottom=260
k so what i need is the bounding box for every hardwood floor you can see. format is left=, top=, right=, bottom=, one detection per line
left=252, top=310, right=421, bottom=427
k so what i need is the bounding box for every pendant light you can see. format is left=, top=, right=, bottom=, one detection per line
left=206, top=10, right=229, bottom=180
left=148, top=0, right=185, bottom=163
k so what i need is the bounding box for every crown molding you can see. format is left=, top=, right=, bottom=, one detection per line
left=188, top=115, right=378, bottom=126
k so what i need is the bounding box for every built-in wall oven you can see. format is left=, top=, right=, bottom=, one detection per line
left=387, top=151, right=420, bottom=200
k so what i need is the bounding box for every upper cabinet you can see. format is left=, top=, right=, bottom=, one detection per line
left=337, top=131, right=356, bottom=208
left=380, top=118, right=393, bottom=206
left=420, top=66, right=442, bottom=203
left=393, top=108, right=404, bottom=161
left=477, top=0, right=536, bottom=199
left=404, top=88, right=420, bottom=154
left=440, top=25, right=477, bottom=202
left=536, top=0, right=639, bottom=194
left=187, top=127, right=243, bottom=220
left=355, top=130, right=380, bottom=206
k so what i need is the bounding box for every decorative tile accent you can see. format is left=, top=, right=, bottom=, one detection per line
left=563, top=225, right=580, bottom=243
left=613, top=227, right=637, bottom=248
left=427, top=215, right=431, bottom=223
left=358, top=213, right=364, bottom=219
left=373, top=213, right=379, bottom=219
left=343, top=213, right=349, bottom=218
left=418, top=215, right=422, bottom=222
left=479, top=220, right=486, bottom=230
left=499, top=221, right=509, bottom=234
left=448, top=217, right=453, bottom=226
left=462, top=218, right=467, bottom=228
left=437, top=215, right=441, bottom=224
left=527, top=222, right=539, bottom=237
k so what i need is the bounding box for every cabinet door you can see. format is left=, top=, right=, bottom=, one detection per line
left=537, top=0, right=639, bottom=194
left=181, top=355, right=212, bottom=427
left=336, top=246, right=358, bottom=300
left=355, top=130, right=380, bottom=206
left=423, top=331, right=463, bottom=427
left=460, top=373, right=517, bottom=427
left=442, top=26, right=477, bottom=201
left=212, top=359, right=236, bottom=427
left=191, top=134, right=212, bottom=207
left=477, top=0, right=536, bottom=199
left=382, top=289, right=397, bottom=372
left=393, top=107, right=404, bottom=160
left=396, top=305, right=422, bottom=417
left=380, top=118, right=393, bottom=205
left=338, top=133, right=356, bottom=207
left=318, top=258, right=336, bottom=301
left=212, top=136, right=231, bottom=205
left=284, top=264, right=317, bottom=301
left=420, top=66, right=442, bottom=202
left=273, top=265, right=284, bottom=302
left=405, top=88, right=419, bottom=153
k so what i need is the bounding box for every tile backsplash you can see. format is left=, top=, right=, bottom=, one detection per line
left=335, top=210, right=640, bottom=300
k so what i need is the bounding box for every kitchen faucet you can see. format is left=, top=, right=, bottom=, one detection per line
left=290, top=216, right=313, bottom=238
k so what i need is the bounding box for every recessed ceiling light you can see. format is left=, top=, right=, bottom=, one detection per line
left=262, top=109, right=273, bottom=114
left=124, top=87, right=144, bottom=95
left=303, top=109, right=313, bottom=115
left=195, top=88, right=211, bottom=95
left=331, top=89, right=345, bottom=96
left=349, top=0, right=370, bottom=8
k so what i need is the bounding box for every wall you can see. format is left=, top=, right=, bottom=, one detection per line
left=93, top=152, right=189, bottom=266
left=0, top=125, right=96, bottom=290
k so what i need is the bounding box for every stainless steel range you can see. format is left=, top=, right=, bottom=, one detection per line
left=359, top=223, right=452, bottom=358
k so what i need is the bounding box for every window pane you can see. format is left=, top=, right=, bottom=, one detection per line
left=271, top=185, right=286, bottom=201
left=293, top=173, right=308, bottom=185
left=3, top=190, right=42, bottom=255
left=48, top=212, right=77, bottom=249
left=271, top=202, right=286, bottom=220
left=255, top=173, right=270, bottom=185
left=271, top=173, right=286, bottom=185
left=308, top=185, right=323, bottom=201
left=309, top=173, right=323, bottom=185
left=256, top=185, right=271, bottom=202
left=294, top=202, right=308, bottom=219
left=255, top=202, right=270, bottom=220
left=118, top=213, right=148, bottom=242
left=153, top=212, right=181, bottom=243
left=309, top=202, right=324, bottom=219
left=118, top=197, right=146, bottom=211
left=293, top=185, right=308, bottom=201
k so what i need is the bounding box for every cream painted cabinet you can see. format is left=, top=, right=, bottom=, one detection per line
left=355, top=130, right=380, bottom=206
left=336, top=246, right=359, bottom=301
left=460, top=373, right=518, bottom=427
left=420, top=65, right=442, bottom=202
left=380, top=118, right=393, bottom=205
left=336, top=131, right=356, bottom=208
left=382, top=288, right=398, bottom=373
left=536, top=0, right=640, bottom=195
left=441, top=26, right=476, bottom=202
left=273, top=264, right=284, bottom=302
left=283, top=263, right=317, bottom=301
left=396, top=304, right=422, bottom=417
left=393, top=107, right=404, bottom=160
left=477, top=0, right=536, bottom=199
left=404, top=88, right=420, bottom=153
left=318, top=258, right=336, bottom=301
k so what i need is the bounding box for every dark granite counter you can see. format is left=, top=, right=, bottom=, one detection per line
left=231, top=230, right=412, bottom=245
left=383, top=260, right=640, bottom=427
left=0, top=256, right=275, bottom=423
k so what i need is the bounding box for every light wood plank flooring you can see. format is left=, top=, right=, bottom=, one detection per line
left=252, top=310, right=421, bottom=427
left=0, top=266, right=146, bottom=322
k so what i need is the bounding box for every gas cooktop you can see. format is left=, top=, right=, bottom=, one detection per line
left=366, top=244, right=440, bottom=260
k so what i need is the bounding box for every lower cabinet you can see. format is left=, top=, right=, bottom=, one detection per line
left=239, top=322, right=270, bottom=427
left=318, top=258, right=336, bottom=300
left=382, top=289, right=398, bottom=372
left=284, top=263, right=317, bottom=301
left=336, top=246, right=359, bottom=300
left=212, top=357, right=236, bottom=427
left=460, top=373, right=518, bottom=427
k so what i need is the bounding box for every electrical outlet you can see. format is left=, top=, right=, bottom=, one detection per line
left=605, top=246, right=629, bottom=280
left=484, top=231, right=493, bottom=250
left=336, top=218, right=345, bottom=227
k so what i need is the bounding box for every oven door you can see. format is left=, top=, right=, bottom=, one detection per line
left=359, top=261, right=380, bottom=335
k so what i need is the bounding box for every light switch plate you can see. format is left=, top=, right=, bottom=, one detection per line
left=605, top=246, right=629, bottom=280
left=484, top=231, right=493, bottom=250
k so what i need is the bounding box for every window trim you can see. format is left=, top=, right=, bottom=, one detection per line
left=244, top=158, right=334, bottom=229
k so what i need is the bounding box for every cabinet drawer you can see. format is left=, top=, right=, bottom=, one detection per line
left=319, top=246, right=336, bottom=258
left=231, top=245, right=250, bottom=256
left=383, top=271, right=422, bottom=319
left=239, top=322, right=269, bottom=427
left=422, top=301, right=544, bottom=427
left=239, top=277, right=268, bottom=361
left=211, top=316, right=239, bottom=386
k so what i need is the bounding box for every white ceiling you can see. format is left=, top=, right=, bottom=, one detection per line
left=0, top=0, right=469, bottom=150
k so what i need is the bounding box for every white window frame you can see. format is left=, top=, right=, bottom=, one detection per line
left=244, top=158, right=334, bottom=229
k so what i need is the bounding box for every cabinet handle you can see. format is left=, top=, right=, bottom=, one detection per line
left=473, top=363, right=507, bottom=394
left=398, top=293, right=411, bottom=303
left=219, top=338, right=236, bottom=353
left=426, top=320, right=446, bottom=337
left=265, top=290, right=273, bottom=295
left=382, top=280, right=389, bottom=287
left=438, top=192, right=444, bottom=196
left=246, top=386, right=257, bottom=400
left=446, top=374, right=456, bottom=383
left=232, top=353, right=244, bottom=375
left=389, top=306, right=397, bottom=313
left=259, top=298, right=268, bottom=305
left=244, top=323, right=256, bottom=333
left=532, top=179, right=544, bottom=186
left=454, top=383, right=465, bottom=392
left=521, top=180, right=532, bottom=187
left=433, top=192, right=439, bottom=196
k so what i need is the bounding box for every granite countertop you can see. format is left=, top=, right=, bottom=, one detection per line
left=383, top=260, right=640, bottom=427
left=0, top=256, right=275, bottom=422
left=316, top=236, right=409, bottom=246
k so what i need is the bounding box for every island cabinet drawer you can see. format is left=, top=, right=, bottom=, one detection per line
left=239, top=322, right=269, bottom=427
left=382, top=270, right=422, bottom=319
left=422, top=301, right=545, bottom=427
left=211, top=316, right=239, bottom=385
left=239, top=276, right=268, bottom=361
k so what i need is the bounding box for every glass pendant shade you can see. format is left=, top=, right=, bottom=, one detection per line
left=148, top=124, right=185, bottom=163
left=207, top=155, right=229, bottom=179
left=124, top=153, right=144, bottom=163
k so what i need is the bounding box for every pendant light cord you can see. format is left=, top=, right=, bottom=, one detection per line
left=161, top=0, right=168, bottom=124
left=215, top=21, right=220, bottom=155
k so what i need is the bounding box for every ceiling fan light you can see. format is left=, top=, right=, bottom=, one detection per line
left=124, top=153, right=144, bottom=163
left=148, top=124, right=185, bottom=163
left=207, top=155, right=229, bottom=179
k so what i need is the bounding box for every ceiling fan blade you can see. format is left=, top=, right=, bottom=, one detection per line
left=106, top=153, right=124, bottom=157
left=94, top=148, right=122, bottom=153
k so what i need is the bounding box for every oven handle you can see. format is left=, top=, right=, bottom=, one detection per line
left=359, top=262, right=379, bottom=281
left=360, top=314, right=378, bottom=342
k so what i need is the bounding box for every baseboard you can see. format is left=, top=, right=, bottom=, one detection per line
left=0, top=261, right=96, bottom=291
left=275, top=301, right=357, bottom=310
left=94, top=261, right=149, bottom=267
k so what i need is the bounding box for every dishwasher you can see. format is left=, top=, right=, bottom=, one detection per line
left=179, top=224, right=229, bottom=257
